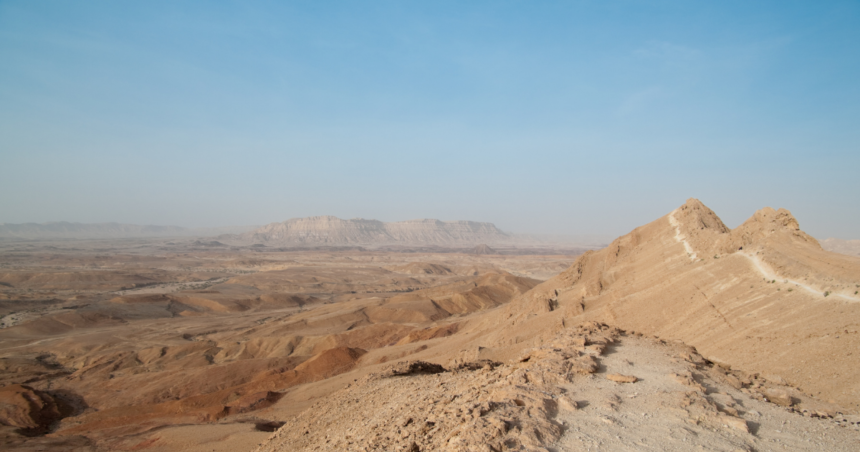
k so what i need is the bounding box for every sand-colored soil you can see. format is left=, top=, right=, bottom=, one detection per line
left=1, top=200, right=859, bottom=451
left=0, top=240, right=571, bottom=450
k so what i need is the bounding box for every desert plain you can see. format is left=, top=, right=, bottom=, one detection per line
left=1, top=200, right=859, bottom=451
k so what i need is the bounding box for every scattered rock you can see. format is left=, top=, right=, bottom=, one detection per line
left=723, top=373, right=744, bottom=389
left=453, top=359, right=502, bottom=372
left=384, top=361, right=447, bottom=377
left=570, top=355, right=599, bottom=375
left=720, top=414, right=750, bottom=433
left=557, top=396, right=578, bottom=412
left=607, top=374, right=638, bottom=383
left=763, top=388, right=794, bottom=407
left=226, top=391, right=283, bottom=415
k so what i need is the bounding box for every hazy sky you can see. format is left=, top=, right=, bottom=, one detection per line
left=2, top=1, right=859, bottom=239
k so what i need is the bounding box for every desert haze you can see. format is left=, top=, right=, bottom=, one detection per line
left=1, top=200, right=859, bottom=451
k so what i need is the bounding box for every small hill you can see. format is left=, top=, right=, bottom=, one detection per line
left=388, top=262, right=454, bottom=275
left=470, top=244, right=498, bottom=255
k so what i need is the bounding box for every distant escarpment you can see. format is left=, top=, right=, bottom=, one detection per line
left=236, top=216, right=511, bottom=247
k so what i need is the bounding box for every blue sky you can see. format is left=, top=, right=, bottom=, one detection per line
left=1, top=1, right=858, bottom=238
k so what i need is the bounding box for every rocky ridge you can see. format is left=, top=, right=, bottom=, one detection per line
left=497, top=198, right=860, bottom=410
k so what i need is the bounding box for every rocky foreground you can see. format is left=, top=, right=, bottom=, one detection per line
left=256, top=323, right=860, bottom=452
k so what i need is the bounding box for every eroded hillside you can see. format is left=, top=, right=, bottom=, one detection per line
left=497, top=199, right=860, bottom=410
left=0, top=240, right=573, bottom=451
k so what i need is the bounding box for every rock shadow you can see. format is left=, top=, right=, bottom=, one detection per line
left=746, top=421, right=761, bottom=435
left=601, top=343, right=621, bottom=356
left=255, top=421, right=286, bottom=432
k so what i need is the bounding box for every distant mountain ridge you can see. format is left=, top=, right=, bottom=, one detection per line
left=241, top=216, right=510, bottom=246
left=0, top=222, right=256, bottom=240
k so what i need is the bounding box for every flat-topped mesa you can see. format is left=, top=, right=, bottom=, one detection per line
left=244, top=216, right=509, bottom=246
left=251, top=216, right=388, bottom=244
left=384, top=219, right=504, bottom=243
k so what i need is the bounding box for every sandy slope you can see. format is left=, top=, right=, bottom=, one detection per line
left=496, top=199, right=860, bottom=411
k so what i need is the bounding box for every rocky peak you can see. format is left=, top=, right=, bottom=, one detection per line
left=727, top=207, right=818, bottom=251
left=674, top=198, right=730, bottom=234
